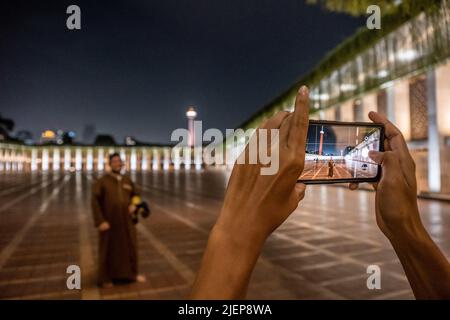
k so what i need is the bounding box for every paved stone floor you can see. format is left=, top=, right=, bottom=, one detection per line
left=0, top=170, right=449, bottom=300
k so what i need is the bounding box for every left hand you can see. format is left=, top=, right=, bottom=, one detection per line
left=349, top=111, right=420, bottom=241
left=214, top=85, right=310, bottom=245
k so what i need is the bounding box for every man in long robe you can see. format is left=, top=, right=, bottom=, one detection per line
left=91, top=153, right=146, bottom=287
left=327, top=159, right=334, bottom=178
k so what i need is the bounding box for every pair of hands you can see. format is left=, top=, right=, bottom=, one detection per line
left=193, top=86, right=450, bottom=300
left=215, top=85, right=421, bottom=246
left=97, top=204, right=137, bottom=232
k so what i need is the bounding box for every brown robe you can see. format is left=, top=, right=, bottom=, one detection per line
left=328, top=161, right=334, bottom=177
left=91, top=173, right=139, bottom=284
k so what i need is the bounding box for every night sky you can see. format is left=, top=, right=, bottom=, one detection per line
left=1, top=0, right=364, bottom=144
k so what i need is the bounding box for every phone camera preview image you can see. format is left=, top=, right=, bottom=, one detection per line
left=298, top=121, right=384, bottom=184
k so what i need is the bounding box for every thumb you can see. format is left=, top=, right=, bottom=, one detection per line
left=369, top=150, right=400, bottom=177
left=368, top=150, right=385, bottom=165
left=294, top=183, right=307, bottom=202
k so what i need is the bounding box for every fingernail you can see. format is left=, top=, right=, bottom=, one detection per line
left=299, top=85, right=309, bottom=96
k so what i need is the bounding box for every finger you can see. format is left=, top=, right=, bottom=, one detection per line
left=369, top=111, right=415, bottom=187
left=368, top=150, right=385, bottom=165
left=384, top=138, right=391, bottom=152
left=369, top=150, right=400, bottom=175
left=368, top=111, right=408, bottom=155
left=262, top=111, right=291, bottom=152
left=349, top=183, right=359, bottom=190
left=260, top=111, right=290, bottom=130
left=295, top=183, right=307, bottom=202
left=288, top=86, right=310, bottom=150
left=241, top=111, right=289, bottom=164
left=279, top=113, right=293, bottom=146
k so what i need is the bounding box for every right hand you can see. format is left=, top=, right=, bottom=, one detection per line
left=215, top=86, right=309, bottom=246
left=349, top=111, right=422, bottom=241
left=98, top=221, right=110, bottom=232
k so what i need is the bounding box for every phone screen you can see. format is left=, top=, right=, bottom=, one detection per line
left=298, top=121, right=384, bottom=184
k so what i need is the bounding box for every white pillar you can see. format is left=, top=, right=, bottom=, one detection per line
left=385, top=84, right=396, bottom=123
left=18, top=150, right=24, bottom=171
left=98, top=148, right=104, bottom=171
left=194, top=147, right=202, bottom=170
left=152, top=149, right=159, bottom=171
left=4, top=149, right=11, bottom=171
left=163, top=148, right=170, bottom=171
left=436, top=61, right=450, bottom=135
left=86, top=148, right=93, bottom=171
left=42, top=149, right=49, bottom=171
left=0, top=148, right=4, bottom=171
left=11, top=149, right=17, bottom=171
left=53, top=148, right=60, bottom=171
left=173, top=147, right=181, bottom=170
left=31, top=148, right=38, bottom=171
left=120, top=149, right=126, bottom=170
left=184, top=147, right=191, bottom=170
left=141, top=149, right=148, bottom=171
left=130, top=148, right=137, bottom=171
left=64, top=148, right=71, bottom=171
left=393, top=79, right=411, bottom=141
left=427, top=69, right=440, bottom=193
left=75, top=148, right=82, bottom=171
left=434, top=61, right=450, bottom=193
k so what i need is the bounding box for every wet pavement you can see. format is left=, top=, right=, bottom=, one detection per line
left=0, top=170, right=449, bottom=299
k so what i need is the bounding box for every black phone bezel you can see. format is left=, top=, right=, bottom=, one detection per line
left=297, top=120, right=385, bottom=185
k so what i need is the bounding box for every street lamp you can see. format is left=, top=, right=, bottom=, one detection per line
left=186, top=106, right=197, bottom=147
left=318, top=125, right=324, bottom=156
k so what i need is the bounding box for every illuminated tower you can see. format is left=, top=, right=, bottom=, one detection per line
left=186, top=106, right=197, bottom=147
left=318, top=125, right=324, bottom=156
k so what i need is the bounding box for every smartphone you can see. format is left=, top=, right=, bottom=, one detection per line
left=298, top=120, right=384, bottom=184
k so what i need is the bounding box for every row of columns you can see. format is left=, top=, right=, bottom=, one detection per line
left=0, top=146, right=204, bottom=172
left=315, top=60, right=450, bottom=194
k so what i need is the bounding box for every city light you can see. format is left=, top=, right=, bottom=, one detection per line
left=42, top=130, right=55, bottom=139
